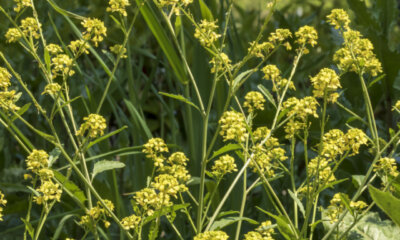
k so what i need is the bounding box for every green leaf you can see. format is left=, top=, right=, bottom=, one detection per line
left=159, top=92, right=201, bottom=113
left=21, top=218, right=34, bottom=239
left=232, top=69, right=255, bottom=92
left=53, top=170, right=86, bottom=205
left=369, top=185, right=400, bottom=227
left=135, top=0, right=187, bottom=84
left=86, top=126, right=128, bottom=149
left=11, top=103, right=31, bottom=122
left=339, top=193, right=354, bottom=217
left=48, top=147, right=61, bottom=167
left=199, top=0, right=214, bottom=21
left=210, top=143, right=242, bottom=161
left=124, top=99, right=153, bottom=139
left=256, top=207, right=297, bottom=240
left=209, top=217, right=258, bottom=231
left=288, top=189, right=305, bottom=217
left=258, top=84, right=277, bottom=108
left=351, top=175, right=365, bottom=188
left=52, top=214, right=75, bottom=240
left=46, top=0, right=86, bottom=20
left=92, top=160, right=126, bottom=178
left=368, top=74, right=385, bottom=88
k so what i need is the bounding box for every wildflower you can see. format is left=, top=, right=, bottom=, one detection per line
left=26, top=150, right=49, bottom=174
left=79, top=200, right=114, bottom=226
left=46, top=44, right=63, bottom=55
left=327, top=9, right=351, bottom=30
left=0, top=90, right=20, bottom=111
left=373, top=157, right=399, bottom=178
left=256, top=220, right=275, bottom=239
left=284, top=120, right=305, bottom=139
left=151, top=174, right=183, bottom=198
left=350, top=201, right=367, bottom=213
left=310, top=68, right=341, bottom=103
left=344, top=128, right=368, bottom=155
left=283, top=96, right=319, bottom=121
left=262, top=64, right=295, bottom=92
left=250, top=146, right=286, bottom=177
left=244, top=232, right=264, bottom=240
left=121, top=214, right=141, bottom=230
left=42, top=83, right=61, bottom=96
left=194, top=230, right=229, bottom=240
left=51, top=54, right=75, bottom=77
left=248, top=41, right=274, bottom=59
left=295, top=25, right=318, bottom=51
left=321, top=129, right=346, bottom=159
left=107, top=0, right=130, bottom=16
left=209, top=53, right=231, bottom=73
left=38, top=168, right=54, bottom=181
left=34, top=180, right=62, bottom=204
left=143, top=138, right=168, bottom=167
left=134, top=188, right=172, bottom=216
left=219, top=111, right=248, bottom=142
left=0, top=67, right=12, bottom=90
left=76, top=114, right=107, bottom=138
left=253, top=126, right=270, bottom=142
left=326, top=193, right=344, bottom=223
left=167, top=152, right=188, bottom=166
left=393, top=100, right=400, bottom=112
left=0, top=190, right=6, bottom=221
left=211, top=155, right=237, bottom=178
left=268, top=28, right=292, bottom=50
left=194, top=20, right=221, bottom=47
left=161, top=164, right=191, bottom=183
left=307, top=157, right=336, bottom=184
left=69, top=40, right=90, bottom=56
left=13, top=0, right=32, bottom=12
left=82, top=18, right=107, bottom=47
left=5, top=28, right=22, bottom=43
left=110, top=44, right=127, bottom=58
left=20, top=17, right=41, bottom=39
left=244, top=91, right=265, bottom=113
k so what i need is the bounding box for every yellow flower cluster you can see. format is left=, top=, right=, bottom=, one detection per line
left=161, top=152, right=191, bottom=182
left=0, top=90, right=20, bottom=112
left=194, top=20, right=221, bottom=47
left=79, top=200, right=115, bottom=229
left=307, top=157, right=336, bottom=184
left=211, top=154, right=237, bottom=178
left=121, top=214, right=141, bottom=230
left=245, top=220, right=276, bottom=240
left=0, top=190, right=6, bottom=221
left=262, top=64, right=295, bottom=92
left=244, top=91, right=265, bottom=113
left=107, top=0, right=130, bottom=16
left=393, top=100, right=400, bottom=112
left=82, top=18, right=107, bottom=47
left=157, top=0, right=192, bottom=7
left=5, top=28, right=22, bottom=43
left=33, top=180, right=62, bottom=204
left=219, top=111, right=248, bottom=142
left=76, top=114, right=107, bottom=138
left=250, top=140, right=287, bottom=177
left=253, top=126, right=270, bottom=142
left=134, top=188, right=170, bottom=216
left=194, top=230, right=229, bottom=240
left=373, top=157, right=399, bottom=178
left=328, top=9, right=382, bottom=76
left=326, top=193, right=367, bottom=223
left=13, top=0, right=32, bottom=12
left=322, top=128, right=367, bottom=159
left=248, top=28, right=291, bottom=59
left=20, top=17, right=41, bottom=39
left=151, top=174, right=186, bottom=198
left=110, top=44, right=127, bottom=58
left=327, top=9, right=350, bottom=30
left=69, top=40, right=90, bottom=56
left=42, top=83, right=61, bottom=96
left=209, top=53, right=232, bottom=73
left=284, top=120, right=305, bottom=139
left=51, top=54, right=75, bottom=77
left=295, top=25, right=318, bottom=53
left=26, top=150, right=49, bottom=174
left=46, top=44, right=63, bottom=55
left=143, top=138, right=169, bottom=167
left=0, top=67, right=11, bottom=91
left=310, top=68, right=341, bottom=103
left=283, top=96, right=319, bottom=121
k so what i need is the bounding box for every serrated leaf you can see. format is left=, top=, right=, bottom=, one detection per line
left=159, top=92, right=200, bottom=113
left=92, top=160, right=125, bottom=178
left=369, top=185, right=400, bottom=227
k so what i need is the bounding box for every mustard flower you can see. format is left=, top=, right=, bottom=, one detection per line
left=393, top=100, right=400, bottom=112
left=262, top=64, right=295, bottom=92
left=121, top=214, right=141, bottom=230
left=211, top=155, right=237, bottom=178
left=5, top=28, right=22, bottom=43
left=26, top=150, right=49, bottom=174
left=0, top=90, right=20, bottom=112
left=295, top=25, right=318, bottom=49
left=307, top=157, right=336, bottom=184
left=38, top=168, right=55, bottom=181
left=46, top=44, right=63, bottom=55
left=284, top=120, right=305, bottom=139
left=42, top=83, right=61, bottom=96
left=327, top=9, right=351, bottom=30
left=209, top=52, right=232, bottom=73
left=321, top=129, right=346, bottom=159
left=0, top=67, right=11, bottom=90
left=310, top=68, right=341, bottom=103
left=82, top=18, right=107, bottom=47
left=134, top=188, right=172, bottom=216
left=244, top=91, right=265, bottom=113
left=110, top=44, right=127, bottom=58
left=69, top=40, right=90, bottom=56
left=194, top=20, right=221, bottom=47
left=344, top=128, right=368, bottom=155
left=0, top=190, right=6, bottom=221
left=326, top=193, right=344, bottom=223
left=256, top=220, right=276, bottom=239
left=167, top=152, right=188, bottom=166
left=253, top=126, right=270, bottom=142
left=373, top=157, right=399, bottom=178
left=34, top=180, right=62, bottom=204
left=161, top=164, right=191, bottom=183
left=143, top=138, right=168, bottom=167
left=268, top=28, right=292, bottom=50
left=350, top=201, right=367, bottom=213
left=283, top=96, right=319, bottom=121
left=51, top=54, right=75, bottom=77
left=219, top=111, right=248, bottom=142
left=76, top=114, right=107, bottom=138
left=151, top=174, right=183, bottom=198
left=194, top=230, right=229, bottom=240
left=13, top=0, right=32, bottom=12
left=20, top=17, right=41, bottom=39
left=107, top=0, right=130, bottom=16
left=244, top=232, right=264, bottom=240
left=248, top=41, right=274, bottom=59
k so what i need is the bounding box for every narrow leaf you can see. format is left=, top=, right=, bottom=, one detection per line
left=86, top=126, right=128, bottom=149
left=159, top=92, right=200, bottom=113
left=210, top=143, right=242, bottom=160
left=92, top=160, right=125, bottom=178
left=258, top=84, right=277, bottom=108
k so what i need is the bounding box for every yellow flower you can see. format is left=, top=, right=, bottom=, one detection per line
left=248, top=41, right=274, bottom=59
left=143, top=138, right=169, bottom=167
left=82, top=18, right=107, bottom=47
left=0, top=90, right=20, bottom=112
left=326, top=193, right=345, bottom=223
left=256, top=220, right=275, bottom=239
left=393, top=100, right=400, bottom=112
left=13, top=0, right=32, bottom=12
left=373, top=157, right=399, bottom=178
left=295, top=25, right=318, bottom=49
left=307, top=157, right=336, bottom=184
left=244, top=231, right=263, bottom=240
left=327, top=9, right=351, bottom=30
left=34, top=180, right=62, bottom=204
left=0, top=190, right=7, bottom=221
left=194, top=20, right=221, bottom=47
left=310, top=68, right=341, bottom=103
left=244, top=91, right=265, bottom=113
left=46, top=44, right=63, bottom=55
left=121, top=214, right=141, bottom=230
left=0, top=67, right=12, bottom=90
left=350, top=201, right=367, bottom=213
left=107, top=0, right=130, bottom=16
left=151, top=174, right=182, bottom=198
left=194, top=230, right=229, bottom=240
left=20, top=17, right=41, bottom=39
left=69, top=40, right=90, bottom=56
left=167, top=152, right=188, bottom=166
left=268, top=28, right=292, bottom=50
left=38, top=168, right=54, bottom=181
left=209, top=53, right=232, bottom=73
left=211, top=155, right=237, bottom=178
left=76, top=114, right=107, bottom=138
left=26, top=150, right=49, bottom=174
left=344, top=128, right=368, bottom=155
left=253, top=126, right=270, bottom=142
left=321, top=129, right=346, bottom=159
left=51, top=54, right=75, bottom=77
left=283, top=96, right=319, bottom=121
left=161, top=164, right=191, bottom=183
left=284, top=120, right=305, bottom=139
left=110, top=44, right=127, bottom=58
left=42, top=83, right=61, bottom=96
left=5, top=28, right=22, bottom=43
left=219, top=111, right=248, bottom=142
